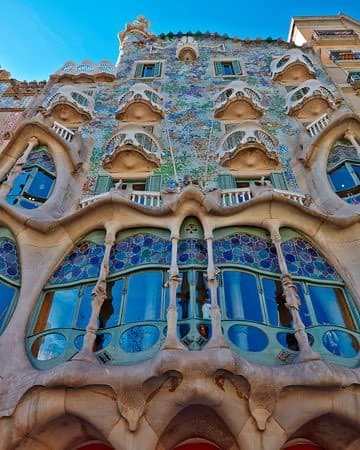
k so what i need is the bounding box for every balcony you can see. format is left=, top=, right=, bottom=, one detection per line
left=330, top=50, right=360, bottom=62
left=285, top=80, right=338, bottom=119
left=115, top=83, right=164, bottom=121
left=312, top=29, right=359, bottom=42
left=51, top=60, right=116, bottom=83
left=214, top=81, right=265, bottom=120
left=347, top=71, right=360, bottom=89
left=219, top=122, right=280, bottom=173
left=51, top=121, right=75, bottom=142
left=42, top=87, right=95, bottom=125
left=271, top=49, right=316, bottom=83
left=80, top=190, right=163, bottom=208
left=305, top=113, right=330, bottom=137
left=103, top=125, right=162, bottom=177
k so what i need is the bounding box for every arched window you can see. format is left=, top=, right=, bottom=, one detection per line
left=27, top=229, right=171, bottom=368
left=327, top=137, right=360, bottom=204
left=0, top=229, right=20, bottom=335
left=213, top=227, right=359, bottom=366
left=6, top=144, right=56, bottom=209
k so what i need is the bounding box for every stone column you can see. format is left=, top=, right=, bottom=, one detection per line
left=204, top=235, right=229, bottom=349
left=0, top=136, right=39, bottom=196
left=73, top=224, right=116, bottom=361
left=161, top=235, right=187, bottom=350
left=344, top=129, right=360, bottom=158
left=266, top=221, right=320, bottom=363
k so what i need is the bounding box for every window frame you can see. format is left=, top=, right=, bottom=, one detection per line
left=212, top=58, right=244, bottom=78
left=133, top=60, right=164, bottom=79
left=328, top=160, right=360, bottom=200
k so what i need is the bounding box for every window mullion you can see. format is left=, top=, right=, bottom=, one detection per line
left=257, top=275, right=269, bottom=324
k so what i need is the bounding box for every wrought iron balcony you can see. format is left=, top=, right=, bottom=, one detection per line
left=330, top=50, right=360, bottom=62
left=312, top=29, right=359, bottom=41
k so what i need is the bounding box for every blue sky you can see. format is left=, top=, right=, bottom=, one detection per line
left=1, top=0, right=359, bottom=81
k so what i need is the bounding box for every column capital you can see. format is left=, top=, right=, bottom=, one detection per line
left=28, top=136, right=40, bottom=147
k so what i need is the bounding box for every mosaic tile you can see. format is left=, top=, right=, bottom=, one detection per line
left=0, top=238, right=20, bottom=282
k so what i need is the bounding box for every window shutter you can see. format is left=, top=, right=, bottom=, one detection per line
left=270, top=172, right=288, bottom=190
left=217, top=174, right=236, bottom=190
left=145, top=174, right=162, bottom=192
left=153, top=62, right=162, bottom=77
left=231, top=60, right=242, bottom=75
left=135, top=63, right=144, bottom=78
left=94, top=174, right=113, bottom=194
left=214, top=61, right=223, bottom=76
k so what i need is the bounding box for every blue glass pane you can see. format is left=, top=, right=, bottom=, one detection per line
left=329, top=165, right=356, bottom=192
left=0, top=282, right=16, bottom=330
left=31, top=333, right=67, bottom=360
left=36, top=288, right=79, bottom=331
left=223, top=271, right=263, bottom=322
left=119, top=325, right=160, bottom=352
left=100, top=279, right=123, bottom=328
left=309, top=286, right=354, bottom=329
left=228, top=325, right=268, bottom=352
left=0, top=238, right=20, bottom=282
left=177, top=271, right=190, bottom=319
left=74, top=334, right=84, bottom=350
left=351, top=164, right=360, bottom=179
left=263, top=278, right=291, bottom=327
left=94, top=333, right=111, bottom=351
left=7, top=171, right=30, bottom=197
left=214, top=233, right=280, bottom=273
left=345, top=194, right=360, bottom=205
left=295, top=283, right=312, bottom=327
left=223, top=63, right=234, bottom=75
left=124, top=271, right=162, bottom=323
left=19, top=199, right=38, bottom=209
left=109, top=233, right=171, bottom=273
left=177, top=324, right=190, bottom=338
left=76, top=284, right=95, bottom=329
left=281, top=238, right=340, bottom=281
left=49, top=241, right=104, bottom=285
left=25, top=170, right=54, bottom=200
left=143, top=65, right=155, bottom=77
left=323, top=330, right=359, bottom=358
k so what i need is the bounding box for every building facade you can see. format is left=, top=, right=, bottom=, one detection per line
left=0, top=13, right=359, bottom=450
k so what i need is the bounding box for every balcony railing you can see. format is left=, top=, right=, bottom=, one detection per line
left=306, top=113, right=329, bottom=137
left=347, top=71, right=360, bottom=89
left=51, top=121, right=75, bottom=142
left=220, top=187, right=306, bottom=207
left=312, top=29, right=358, bottom=40
left=80, top=190, right=163, bottom=208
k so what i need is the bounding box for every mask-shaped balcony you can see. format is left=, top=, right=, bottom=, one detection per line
left=285, top=80, right=338, bottom=120
left=271, top=49, right=316, bottom=84
left=214, top=81, right=265, bottom=120
left=115, top=83, right=164, bottom=121
left=50, top=60, right=116, bottom=83
left=218, top=122, right=280, bottom=173
left=176, top=36, right=199, bottom=61
left=103, top=125, right=162, bottom=177
left=41, top=87, right=95, bottom=126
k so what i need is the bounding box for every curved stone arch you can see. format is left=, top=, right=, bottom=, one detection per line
left=155, top=405, right=240, bottom=450
left=281, top=413, right=360, bottom=450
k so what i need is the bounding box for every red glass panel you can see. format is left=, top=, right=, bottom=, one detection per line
left=285, top=444, right=324, bottom=450
left=175, top=444, right=220, bottom=450
left=77, top=444, right=113, bottom=450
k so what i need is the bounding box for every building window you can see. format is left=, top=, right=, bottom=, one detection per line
left=327, top=138, right=360, bottom=204
left=213, top=60, right=242, bottom=77
left=134, top=61, right=162, bottom=79
left=6, top=145, right=56, bottom=210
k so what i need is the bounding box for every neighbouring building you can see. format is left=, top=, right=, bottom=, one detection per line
left=0, top=13, right=359, bottom=450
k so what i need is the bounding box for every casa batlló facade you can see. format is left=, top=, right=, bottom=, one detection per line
left=0, top=13, right=359, bottom=450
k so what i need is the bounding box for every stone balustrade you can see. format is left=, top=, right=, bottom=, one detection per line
left=51, top=121, right=75, bottom=142
left=306, top=113, right=329, bottom=137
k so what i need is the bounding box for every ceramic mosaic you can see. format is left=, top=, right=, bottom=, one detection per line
left=178, top=239, right=208, bottom=266
left=69, top=35, right=351, bottom=197
left=0, top=238, right=20, bottom=283
left=48, top=241, right=105, bottom=285
left=0, top=111, right=22, bottom=146
left=25, top=146, right=56, bottom=174
left=281, top=237, right=341, bottom=281
left=327, top=141, right=359, bottom=170
left=213, top=233, right=280, bottom=273
left=109, top=233, right=171, bottom=273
